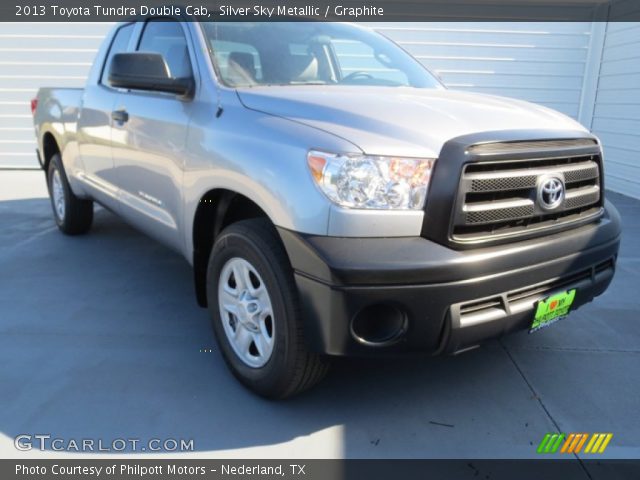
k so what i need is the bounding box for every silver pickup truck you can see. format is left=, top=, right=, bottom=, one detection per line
left=33, top=19, right=621, bottom=398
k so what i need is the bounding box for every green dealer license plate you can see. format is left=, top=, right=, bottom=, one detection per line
left=530, top=289, right=576, bottom=333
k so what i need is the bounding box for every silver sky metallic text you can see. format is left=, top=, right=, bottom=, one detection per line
left=217, top=5, right=384, bottom=18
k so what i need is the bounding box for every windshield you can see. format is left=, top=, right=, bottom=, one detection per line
left=202, top=22, right=442, bottom=88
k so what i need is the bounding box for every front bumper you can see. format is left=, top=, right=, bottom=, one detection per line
left=278, top=201, right=621, bottom=356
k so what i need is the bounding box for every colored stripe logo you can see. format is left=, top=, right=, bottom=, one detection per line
left=537, top=433, right=613, bottom=454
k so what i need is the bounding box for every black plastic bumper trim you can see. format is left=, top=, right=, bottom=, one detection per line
left=278, top=200, right=620, bottom=288
left=278, top=202, right=621, bottom=357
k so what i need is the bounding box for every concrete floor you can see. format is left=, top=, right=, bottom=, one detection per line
left=0, top=170, right=638, bottom=467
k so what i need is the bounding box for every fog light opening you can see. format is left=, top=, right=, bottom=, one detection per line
left=350, top=304, right=407, bottom=346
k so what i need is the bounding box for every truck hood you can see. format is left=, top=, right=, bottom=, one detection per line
left=236, top=86, right=588, bottom=157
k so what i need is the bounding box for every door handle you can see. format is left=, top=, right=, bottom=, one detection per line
left=111, top=109, right=129, bottom=124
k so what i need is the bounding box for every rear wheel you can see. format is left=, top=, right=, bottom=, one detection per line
left=207, top=219, right=329, bottom=399
left=47, top=153, right=93, bottom=235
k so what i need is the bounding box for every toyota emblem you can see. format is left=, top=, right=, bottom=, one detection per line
left=537, top=175, right=565, bottom=211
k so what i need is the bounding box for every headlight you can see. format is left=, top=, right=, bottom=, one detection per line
left=307, top=150, right=435, bottom=210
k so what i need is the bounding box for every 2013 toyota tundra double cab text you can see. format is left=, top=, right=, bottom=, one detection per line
left=33, top=19, right=621, bottom=398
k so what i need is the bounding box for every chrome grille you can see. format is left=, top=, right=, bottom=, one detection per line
left=565, top=185, right=600, bottom=210
left=467, top=138, right=597, bottom=155
left=465, top=201, right=534, bottom=224
left=470, top=175, right=538, bottom=192
left=452, top=142, right=603, bottom=242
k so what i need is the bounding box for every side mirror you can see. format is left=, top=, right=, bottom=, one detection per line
left=108, top=52, right=193, bottom=97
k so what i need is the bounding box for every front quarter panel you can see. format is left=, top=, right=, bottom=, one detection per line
left=182, top=89, right=360, bottom=258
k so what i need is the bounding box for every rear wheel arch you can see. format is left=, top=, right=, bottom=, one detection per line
left=46, top=153, right=93, bottom=235
left=42, top=131, right=60, bottom=172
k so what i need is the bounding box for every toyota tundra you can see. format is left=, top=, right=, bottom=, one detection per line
left=32, top=19, right=621, bottom=398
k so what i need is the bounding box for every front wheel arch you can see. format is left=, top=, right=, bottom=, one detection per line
left=192, top=189, right=274, bottom=308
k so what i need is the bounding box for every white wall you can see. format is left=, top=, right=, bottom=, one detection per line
left=370, top=22, right=594, bottom=119
left=0, top=23, right=113, bottom=168
left=590, top=21, right=640, bottom=199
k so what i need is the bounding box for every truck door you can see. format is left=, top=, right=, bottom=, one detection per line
left=110, top=18, right=196, bottom=253
left=77, top=22, right=135, bottom=210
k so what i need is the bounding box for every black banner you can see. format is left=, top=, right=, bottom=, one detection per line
left=3, top=459, right=640, bottom=480
left=4, top=0, right=640, bottom=22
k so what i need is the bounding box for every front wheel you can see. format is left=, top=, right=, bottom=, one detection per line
left=207, top=219, right=329, bottom=399
left=47, top=153, right=93, bottom=235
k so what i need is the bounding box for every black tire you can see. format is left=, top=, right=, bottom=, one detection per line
left=47, top=153, right=93, bottom=235
left=206, top=218, right=329, bottom=399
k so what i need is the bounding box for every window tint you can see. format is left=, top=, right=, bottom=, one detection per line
left=203, top=23, right=441, bottom=88
left=101, top=23, right=134, bottom=86
left=211, top=41, right=262, bottom=84
left=138, top=19, right=192, bottom=78
left=332, top=40, right=409, bottom=86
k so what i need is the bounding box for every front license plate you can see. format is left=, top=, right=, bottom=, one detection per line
left=530, top=289, right=576, bottom=333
